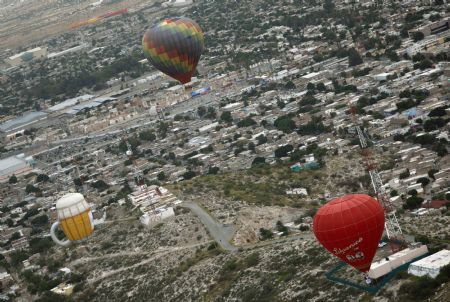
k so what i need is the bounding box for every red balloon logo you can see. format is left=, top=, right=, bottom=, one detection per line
left=313, top=194, right=385, bottom=273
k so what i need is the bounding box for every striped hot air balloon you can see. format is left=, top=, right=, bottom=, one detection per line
left=142, top=17, right=204, bottom=84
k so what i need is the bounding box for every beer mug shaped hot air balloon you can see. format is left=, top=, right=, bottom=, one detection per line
left=313, top=194, right=385, bottom=274
left=50, top=193, right=94, bottom=247
left=142, top=17, right=204, bottom=85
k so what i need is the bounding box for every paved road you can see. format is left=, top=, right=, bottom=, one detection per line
left=183, top=202, right=238, bottom=252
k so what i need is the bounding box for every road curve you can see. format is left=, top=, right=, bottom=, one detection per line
left=183, top=202, right=238, bottom=253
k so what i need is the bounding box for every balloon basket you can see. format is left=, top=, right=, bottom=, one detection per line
left=325, top=253, right=430, bottom=294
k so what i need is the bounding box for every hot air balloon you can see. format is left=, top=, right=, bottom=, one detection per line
left=142, top=17, right=204, bottom=84
left=50, top=193, right=94, bottom=247
left=313, top=194, right=385, bottom=273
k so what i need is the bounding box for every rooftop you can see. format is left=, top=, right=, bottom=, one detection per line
left=410, top=250, right=450, bottom=269
left=0, top=111, right=47, bottom=132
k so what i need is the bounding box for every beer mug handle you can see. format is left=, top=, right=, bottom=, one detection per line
left=50, top=221, right=71, bottom=247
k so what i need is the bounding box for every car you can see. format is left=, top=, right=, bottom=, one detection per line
left=378, top=242, right=387, bottom=248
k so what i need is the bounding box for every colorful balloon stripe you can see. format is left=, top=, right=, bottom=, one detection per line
left=142, top=17, right=204, bottom=84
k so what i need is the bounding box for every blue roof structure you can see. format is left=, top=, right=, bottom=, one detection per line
left=0, top=111, right=47, bottom=132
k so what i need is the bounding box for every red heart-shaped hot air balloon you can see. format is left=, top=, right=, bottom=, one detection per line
left=313, top=194, right=385, bottom=273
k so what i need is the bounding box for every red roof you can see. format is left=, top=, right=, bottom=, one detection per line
left=423, top=200, right=450, bottom=209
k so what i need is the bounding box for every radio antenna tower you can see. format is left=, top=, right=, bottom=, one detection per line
left=349, top=105, right=407, bottom=253
left=125, top=141, right=145, bottom=189
left=155, top=102, right=165, bottom=121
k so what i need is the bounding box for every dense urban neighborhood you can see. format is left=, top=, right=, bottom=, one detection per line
left=0, top=0, right=449, bottom=301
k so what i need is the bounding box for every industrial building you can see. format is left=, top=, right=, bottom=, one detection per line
left=50, top=283, right=74, bottom=296
left=46, top=95, right=95, bottom=113
left=0, top=111, right=48, bottom=134
left=408, top=18, right=450, bottom=37
left=0, top=154, right=35, bottom=182
left=368, top=244, right=428, bottom=279
left=47, top=43, right=88, bottom=59
left=128, top=185, right=181, bottom=226
left=5, top=47, right=47, bottom=66
left=140, top=207, right=175, bottom=226
left=408, top=249, right=450, bottom=278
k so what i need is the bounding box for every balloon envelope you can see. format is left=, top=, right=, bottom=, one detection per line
left=142, top=17, right=204, bottom=84
left=313, top=194, right=385, bottom=273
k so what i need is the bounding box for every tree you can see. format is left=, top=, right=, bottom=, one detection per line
left=390, top=190, right=398, bottom=197
left=259, top=228, right=273, bottom=240
left=6, top=218, right=14, bottom=227
left=306, top=82, right=315, bottom=91
left=403, top=196, right=424, bottom=209
left=415, top=59, right=433, bottom=70
left=348, top=48, right=363, bottom=66
left=9, top=175, right=17, bottom=184
left=252, top=157, right=266, bottom=166
left=157, top=172, right=166, bottom=181
left=277, top=99, right=285, bottom=109
left=428, top=106, right=447, bottom=117
left=9, top=250, right=30, bottom=266
left=237, top=117, right=256, bottom=128
left=412, top=31, right=425, bottom=42
left=274, top=116, right=296, bottom=133
left=417, top=177, right=430, bottom=187
left=323, top=0, right=335, bottom=13
left=408, top=189, right=418, bottom=196
left=205, top=106, right=217, bottom=119
left=182, top=170, right=196, bottom=180
left=399, top=169, right=410, bottom=179
left=208, top=166, right=219, bottom=175
left=91, top=180, right=109, bottom=191
left=256, top=134, right=267, bottom=145
left=197, top=106, right=206, bottom=117
left=139, top=130, right=156, bottom=141
left=248, top=142, right=256, bottom=152
left=10, top=232, right=21, bottom=241
left=424, top=118, right=446, bottom=132
left=73, top=178, right=82, bottom=187
left=220, top=111, right=232, bottom=123
left=274, top=144, right=293, bottom=158
left=26, top=184, right=40, bottom=194
left=157, top=122, right=169, bottom=138
left=276, top=221, right=288, bottom=236
left=31, top=215, right=49, bottom=227
left=36, top=174, right=49, bottom=183
left=316, top=82, right=326, bottom=91
left=428, top=169, right=439, bottom=180
left=285, top=81, right=296, bottom=89
left=29, top=237, right=53, bottom=254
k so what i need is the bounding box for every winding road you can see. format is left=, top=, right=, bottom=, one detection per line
left=182, top=202, right=238, bottom=252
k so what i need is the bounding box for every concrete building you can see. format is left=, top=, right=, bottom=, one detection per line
left=0, top=154, right=34, bottom=182
left=0, top=111, right=48, bottom=135
left=368, top=244, right=428, bottom=279
left=0, top=270, right=12, bottom=288
left=409, top=18, right=450, bottom=37
left=140, top=207, right=175, bottom=226
left=6, top=47, right=47, bottom=66
left=408, top=249, right=450, bottom=278
left=50, top=283, right=74, bottom=296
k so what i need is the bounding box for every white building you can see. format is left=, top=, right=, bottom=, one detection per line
left=0, top=154, right=34, bottom=182
left=140, top=207, right=175, bottom=226
left=405, top=38, right=440, bottom=57
left=6, top=47, right=47, bottom=66
left=408, top=250, right=450, bottom=278
left=368, top=244, right=428, bottom=279
left=50, top=283, right=74, bottom=296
